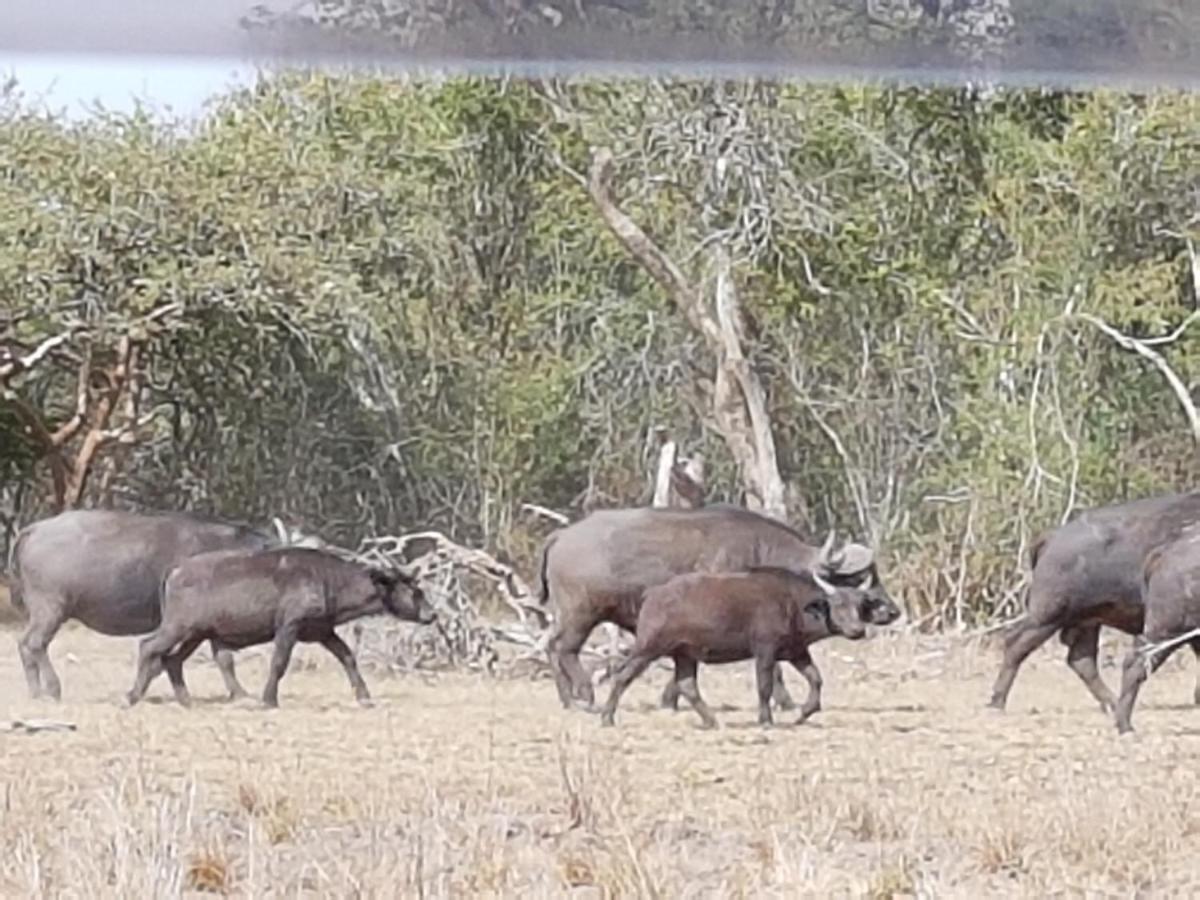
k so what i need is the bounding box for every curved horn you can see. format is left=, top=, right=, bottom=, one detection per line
left=272, top=517, right=289, bottom=546
left=811, top=570, right=837, bottom=596
left=819, top=529, right=837, bottom=562
left=859, top=573, right=875, bottom=591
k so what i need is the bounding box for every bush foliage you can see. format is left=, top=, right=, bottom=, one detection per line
left=3, top=74, right=1199, bottom=624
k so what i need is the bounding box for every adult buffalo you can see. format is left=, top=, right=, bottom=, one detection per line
left=988, top=490, right=1200, bottom=713
left=534, top=503, right=893, bottom=709
left=8, top=508, right=287, bottom=700
left=1114, top=524, right=1200, bottom=733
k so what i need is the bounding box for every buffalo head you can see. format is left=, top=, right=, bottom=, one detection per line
left=372, top=566, right=437, bottom=625
left=815, top=531, right=900, bottom=626
left=811, top=570, right=869, bottom=639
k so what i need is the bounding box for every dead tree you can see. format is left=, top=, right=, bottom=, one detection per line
left=587, top=147, right=788, bottom=521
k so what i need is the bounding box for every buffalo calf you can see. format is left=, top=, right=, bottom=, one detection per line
left=599, top=567, right=873, bottom=729
left=126, top=547, right=435, bottom=709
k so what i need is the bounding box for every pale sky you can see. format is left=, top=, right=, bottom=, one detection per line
left=1, top=53, right=257, bottom=121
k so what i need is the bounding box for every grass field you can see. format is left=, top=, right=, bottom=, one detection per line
left=4, top=622, right=1200, bottom=897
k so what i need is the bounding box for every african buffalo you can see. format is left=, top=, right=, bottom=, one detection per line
left=988, top=491, right=1200, bottom=714
left=126, top=546, right=436, bottom=708
left=9, top=508, right=285, bottom=700
left=535, top=503, right=892, bottom=710
left=1114, top=524, right=1200, bottom=733
left=600, top=567, right=879, bottom=728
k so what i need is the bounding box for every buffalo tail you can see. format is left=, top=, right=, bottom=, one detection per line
left=5, top=527, right=26, bottom=615
left=532, top=530, right=559, bottom=607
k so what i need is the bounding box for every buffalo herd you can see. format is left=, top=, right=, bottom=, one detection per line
left=6, top=491, right=1200, bottom=732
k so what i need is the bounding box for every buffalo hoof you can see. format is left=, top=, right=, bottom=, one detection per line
left=356, top=697, right=375, bottom=709
left=600, top=714, right=615, bottom=727
left=123, top=693, right=139, bottom=709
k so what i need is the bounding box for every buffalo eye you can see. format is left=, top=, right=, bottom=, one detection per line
left=369, top=568, right=400, bottom=590
left=806, top=598, right=831, bottom=619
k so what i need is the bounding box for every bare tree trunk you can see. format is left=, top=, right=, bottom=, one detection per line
left=587, top=146, right=789, bottom=521
left=652, top=439, right=678, bottom=508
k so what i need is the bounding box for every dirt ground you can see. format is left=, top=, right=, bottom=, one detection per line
left=3, top=624, right=1200, bottom=898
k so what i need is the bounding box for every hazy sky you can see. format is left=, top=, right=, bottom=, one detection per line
left=1, top=53, right=256, bottom=120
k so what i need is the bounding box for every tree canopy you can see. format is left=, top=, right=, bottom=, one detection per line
left=3, top=73, right=1199, bottom=624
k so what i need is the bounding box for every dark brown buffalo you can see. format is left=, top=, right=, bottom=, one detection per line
left=599, top=567, right=874, bottom=728
left=9, top=508, right=282, bottom=700
left=535, top=503, right=891, bottom=710
left=989, top=491, right=1200, bottom=713
left=1114, top=525, right=1200, bottom=733
left=126, top=547, right=436, bottom=708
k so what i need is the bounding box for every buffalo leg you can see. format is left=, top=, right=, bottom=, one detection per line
left=1115, top=635, right=1183, bottom=734
left=659, top=673, right=681, bottom=711
left=754, top=651, right=777, bottom=727
left=1062, top=624, right=1116, bottom=713
left=772, top=665, right=797, bottom=711
left=547, top=612, right=598, bottom=710
left=988, top=618, right=1059, bottom=710
left=164, top=636, right=205, bottom=707
left=127, top=627, right=185, bottom=707
left=262, top=623, right=300, bottom=708
left=662, top=662, right=794, bottom=711
left=1191, top=639, right=1200, bottom=706
left=673, top=656, right=718, bottom=729
left=211, top=642, right=249, bottom=701
left=18, top=607, right=65, bottom=701
left=320, top=633, right=372, bottom=704
left=789, top=652, right=824, bottom=724
left=600, top=652, right=655, bottom=727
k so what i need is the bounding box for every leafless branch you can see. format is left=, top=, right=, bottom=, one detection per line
left=0, top=325, right=86, bottom=383
left=360, top=531, right=545, bottom=627
left=587, top=147, right=721, bottom=346
left=521, top=503, right=570, bottom=526
left=1073, top=312, right=1200, bottom=447
left=1139, top=308, right=1200, bottom=347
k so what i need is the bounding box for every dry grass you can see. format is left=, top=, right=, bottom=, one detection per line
left=4, top=624, right=1200, bottom=897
